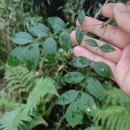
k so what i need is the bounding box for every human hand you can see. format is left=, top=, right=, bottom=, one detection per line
left=71, top=3, right=130, bottom=96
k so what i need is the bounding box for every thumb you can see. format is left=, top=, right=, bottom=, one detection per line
left=113, top=3, right=130, bottom=34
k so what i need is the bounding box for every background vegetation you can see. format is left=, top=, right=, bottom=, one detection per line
left=0, top=0, right=130, bottom=130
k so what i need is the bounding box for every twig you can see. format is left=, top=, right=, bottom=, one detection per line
left=94, top=0, right=109, bottom=19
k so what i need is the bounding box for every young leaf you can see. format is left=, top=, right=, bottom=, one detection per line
left=93, top=62, right=113, bottom=78
left=99, top=44, right=115, bottom=53
left=43, top=37, right=57, bottom=62
left=29, top=23, right=49, bottom=37
left=8, top=44, right=40, bottom=71
left=69, top=56, right=91, bottom=68
left=63, top=72, right=85, bottom=84
left=11, top=32, right=33, bottom=45
left=80, top=92, right=97, bottom=116
left=85, top=39, right=98, bottom=47
left=78, top=10, right=85, bottom=25
left=48, top=17, right=66, bottom=31
left=65, top=99, right=83, bottom=127
left=87, top=78, right=105, bottom=100
left=59, top=31, right=72, bottom=51
left=57, top=90, right=79, bottom=105
left=75, top=28, right=84, bottom=45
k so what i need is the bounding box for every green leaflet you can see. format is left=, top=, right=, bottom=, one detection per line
left=87, top=78, right=105, bottom=100
left=69, top=56, right=91, bottom=68
left=59, top=31, right=72, bottom=51
left=75, top=28, right=84, bottom=45
left=80, top=92, right=97, bottom=116
left=43, top=37, right=57, bottom=62
left=99, top=44, right=115, bottom=53
left=77, top=10, right=85, bottom=25
left=63, top=72, right=85, bottom=84
left=8, top=44, right=40, bottom=71
left=93, top=62, right=113, bottom=78
left=48, top=16, right=66, bottom=31
left=85, top=39, right=98, bottom=47
left=65, top=99, right=84, bottom=127
left=29, top=23, right=49, bottom=37
left=57, top=90, right=79, bottom=105
left=11, top=32, right=34, bottom=45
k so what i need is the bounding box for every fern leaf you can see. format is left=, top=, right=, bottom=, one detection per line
left=105, top=88, right=130, bottom=108
left=85, top=126, right=104, bottom=130
left=94, top=106, right=130, bottom=130
left=26, top=77, right=59, bottom=113
left=0, top=107, right=32, bottom=130
left=4, top=65, right=35, bottom=97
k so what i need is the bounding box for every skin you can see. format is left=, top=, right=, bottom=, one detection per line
left=71, top=3, right=130, bottom=97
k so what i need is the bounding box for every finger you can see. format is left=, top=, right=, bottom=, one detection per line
left=76, top=16, right=130, bottom=49
left=73, top=46, right=116, bottom=77
left=71, top=31, right=121, bottom=64
left=113, top=3, right=130, bottom=35
left=102, top=3, right=130, bottom=18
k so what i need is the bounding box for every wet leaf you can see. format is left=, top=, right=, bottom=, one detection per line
left=87, top=78, right=105, bottom=100
left=65, top=99, right=83, bottom=127
left=29, top=23, right=49, bottom=37
left=11, top=32, right=33, bottom=45
left=43, top=37, right=57, bottom=62
left=75, top=28, right=84, bottom=45
left=78, top=10, right=85, bottom=25
left=80, top=92, right=97, bottom=116
left=93, top=62, right=113, bottom=78
left=99, top=44, right=115, bottom=53
left=59, top=31, right=72, bottom=51
left=57, top=90, right=79, bottom=105
left=8, top=44, right=40, bottom=71
left=85, top=39, right=98, bottom=47
left=48, top=17, right=66, bottom=31
left=63, top=72, right=85, bottom=84
left=69, top=56, right=91, bottom=68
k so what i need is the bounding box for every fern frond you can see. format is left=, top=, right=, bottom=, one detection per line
left=0, top=105, right=47, bottom=130
left=85, top=126, right=104, bottom=130
left=94, top=106, right=130, bottom=130
left=26, top=77, right=59, bottom=113
left=105, top=88, right=130, bottom=108
left=0, top=90, right=19, bottom=113
left=4, top=65, right=35, bottom=97
left=0, top=106, right=32, bottom=130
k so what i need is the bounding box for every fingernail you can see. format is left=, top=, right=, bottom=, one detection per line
left=116, top=3, right=127, bottom=12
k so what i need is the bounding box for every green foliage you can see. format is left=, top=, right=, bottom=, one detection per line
left=70, top=56, right=91, bottom=68
left=87, top=78, right=105, bottom=100
left=1, top=0, right=130, bottom=130
left=26, top=77, right=59, bottom=113
left=94, top=106, right=130, bottom=130
left=93, top=62, right=113, bottom=78
left=99, top=44, right=115, bottom=53
left=63, top=72, right=85, bottom=84
left=85, top=39, right=98, bottom=47
left=4, top=65, right=35, bottom=97
left=75, top=27, right=84, bottom=44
